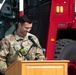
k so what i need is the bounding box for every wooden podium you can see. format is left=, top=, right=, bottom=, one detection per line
left=5, top=60, right=69, bottom=75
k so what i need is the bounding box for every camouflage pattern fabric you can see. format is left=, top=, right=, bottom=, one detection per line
left=0, top=32, right=45, bottom=74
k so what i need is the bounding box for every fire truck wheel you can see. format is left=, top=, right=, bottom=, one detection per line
left=54, top=39, right=76, bottom=62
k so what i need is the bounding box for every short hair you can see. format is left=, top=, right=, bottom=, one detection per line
left=19, top=15, right=32, bottom=24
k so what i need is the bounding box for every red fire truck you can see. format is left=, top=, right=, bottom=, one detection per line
left=0, top=0, right=76, bottom=75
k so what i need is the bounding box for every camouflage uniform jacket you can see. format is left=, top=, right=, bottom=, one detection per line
left=0, top=32, right=45, bottom=74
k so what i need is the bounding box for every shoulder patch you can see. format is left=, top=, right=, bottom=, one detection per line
left=5, top=34, right=15, bottom=41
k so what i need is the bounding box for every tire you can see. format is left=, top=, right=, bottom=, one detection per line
left=54, top=39, right=76, bottom=62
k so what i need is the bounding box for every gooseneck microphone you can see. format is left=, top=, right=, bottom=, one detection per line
left=28, top=36, right=38, bottom=47
left=27, top=36, right=46, bottom=60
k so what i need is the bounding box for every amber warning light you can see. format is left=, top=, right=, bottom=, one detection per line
left=56, top=6, right=63, bottom=13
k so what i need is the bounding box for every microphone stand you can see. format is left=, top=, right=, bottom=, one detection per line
left=24, top=44, right=34, bottom=60
left=24, top=44, right=47, bottom=60
left=24, top=44, right=42, bottom=60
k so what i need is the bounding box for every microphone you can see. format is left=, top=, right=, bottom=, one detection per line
left=28, top=36, right=38, bottom=47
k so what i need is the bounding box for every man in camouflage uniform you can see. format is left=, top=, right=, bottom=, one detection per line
left=0, top=15, right=45, bottom=75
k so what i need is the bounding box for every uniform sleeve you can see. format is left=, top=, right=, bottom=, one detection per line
left=0, top=38, right=9, bottom=74
left=34, top=37, right=45, bottom=60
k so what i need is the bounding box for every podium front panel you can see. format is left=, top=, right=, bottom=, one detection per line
left=21, top=60, right=68, bottom=75
left=5, top=60, right=69, bottom=75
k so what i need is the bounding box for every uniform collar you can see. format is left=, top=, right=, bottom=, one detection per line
left=14, top=31, right=29, bottom=41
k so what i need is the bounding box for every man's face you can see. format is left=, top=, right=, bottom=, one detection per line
left=18, top=22, right=32, bottom=36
